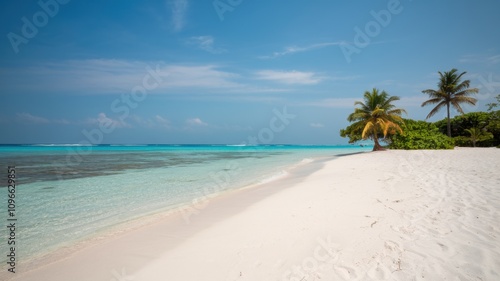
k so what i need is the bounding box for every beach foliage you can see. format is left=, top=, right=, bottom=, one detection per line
left=421, top=68, right=479, bottom=137
left=464, top=127, right=494, bottom=147
left=389, top=119, right=454, bottom=149
left=434, top=110, right=500, bottom=147
left=340, top=88, right=406, bottom=151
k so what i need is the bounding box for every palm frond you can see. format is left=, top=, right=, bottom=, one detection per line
left=422, top=89, right=446, bottom=99
left=451, top=101, right=465, bottom=114
left=387, top=108, right=407, bottom=116
left=361, top=121, right=374, bottom=139
left=454, top=88, right=479, bottom=97
left=422, top=97, right=444, bottom=107
left=425, top=101, right=447, bottom=119
left=453, top=95, right=477, bottom=105
left=454, top=80, right=471, bottom=92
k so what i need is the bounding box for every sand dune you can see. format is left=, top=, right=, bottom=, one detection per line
left=12, top=148, right=500, bottom=280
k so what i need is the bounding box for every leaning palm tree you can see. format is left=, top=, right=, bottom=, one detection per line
left=422, top=69, right=479, bottom=137
left=347, top=88, right=406, bottom=151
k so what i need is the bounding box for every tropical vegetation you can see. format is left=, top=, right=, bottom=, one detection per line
left=388, top=119, right=454, bottom=149
left=340, top=88, right=406, bottom=151
left=464, top=128, right=493, bottom=147
left=434, top=110, right=500, bottom=147
left=340, top=69, right=500, bottom=150
left=421, top=68, right=479, bottom=137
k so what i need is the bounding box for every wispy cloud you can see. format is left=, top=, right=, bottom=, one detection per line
left=17, top=113, right=50, bottom=124
left=1, top=60, right=246, bottom=94
left=488, top=55, right=500, bottom=64
left=164, top=65, right=241, bottom=89
left=86, top=113, right=130, bottom=128
left=255, top=70, right=323, bottom=85
left=155, top=115, right=171, bottom=128
left=2, top=59, right=301, bottom=96
left=259, top=42, right=342, bottom=59
left=16, top=113, right=71, bottom=125
left=186, top=117, right=207, bottom=126
left=459, top=54, right=500, bottom=64
left=186, top=36, right=225, bottom=54
left=170, top=0, right=189, bottom=32
left=126, top=114, right=173, bottom=129
left=310, top=123, right=324, bottom=128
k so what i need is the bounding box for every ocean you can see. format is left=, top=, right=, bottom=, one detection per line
left=0, top=144, right=370, bottom=268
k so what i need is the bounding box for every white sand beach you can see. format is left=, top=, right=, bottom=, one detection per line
left=12, top=148, right=500, bottom=280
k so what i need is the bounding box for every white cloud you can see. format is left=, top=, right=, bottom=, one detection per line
left=155, top=115, right=171, bottom=128
left=187, top=36, right=225, bottom=54
left=3, top=60, right=311, bottom=96
left=489, top=55, right=500, bottom=64
left=260, top=42, right=342, bottom=59
left=17, top=113, right=50, bottom=124
left=310, top=123, right=324, bottom=128
left=459, top=54, right=500, bottom=64
left=164, top=65, right=240, bottom=89
left=186, top=117, right=207, bottom=126
left=170, top=0, right=188, bottom=32
left=255, top=70, right=323, bottom=85
left=126, top=114, right=173, bottom=129
left=2, top=60, right=249, bottom=94
left=128, top=115, right=154, bottom=128
left=86, top=113, right=129, bottom=128
left=16, top=113, right=72, bottom=125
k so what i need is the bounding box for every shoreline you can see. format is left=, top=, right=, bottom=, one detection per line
left=8, top=148, right=500, bottom=280
left=5, top=154, right=336, bottom=280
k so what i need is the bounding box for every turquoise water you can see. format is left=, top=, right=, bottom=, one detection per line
left=0, top=144, right=370, bottom=266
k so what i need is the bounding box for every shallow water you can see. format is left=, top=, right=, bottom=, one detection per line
left=0, top=144, right=369, bottom=265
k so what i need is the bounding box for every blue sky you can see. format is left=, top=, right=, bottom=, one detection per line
left=1, top=0, right=499, bottom=144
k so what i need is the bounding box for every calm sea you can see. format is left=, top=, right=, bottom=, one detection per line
left=0, top=144, right=369, bottom=267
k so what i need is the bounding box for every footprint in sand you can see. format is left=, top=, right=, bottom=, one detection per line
left=332, top=265, right=359, bottom=280
left=384, top=240, right=403, bottom=255
left=366, top=262, right=392, bottom=280
left=389, top=225, right=414, bottom=241
left=436, top=242, right=449, bottom=253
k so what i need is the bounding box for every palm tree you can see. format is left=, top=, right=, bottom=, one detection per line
left=347, top=88, right=406, bottom=151
left=422, top=68, right=479, bottom=137
left=464, top=127, right=493, bottom=147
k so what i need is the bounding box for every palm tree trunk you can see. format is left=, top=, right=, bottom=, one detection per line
left=372, top=134, right=383, bottom=151
left=446, top=102, right=451, bottom=137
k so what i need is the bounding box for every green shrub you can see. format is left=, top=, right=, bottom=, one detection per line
left=434, top=110, right=500, bottom=147
left=453, top=136, right=471, bottom=147
left=389, top=119, right=454, bottom=150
